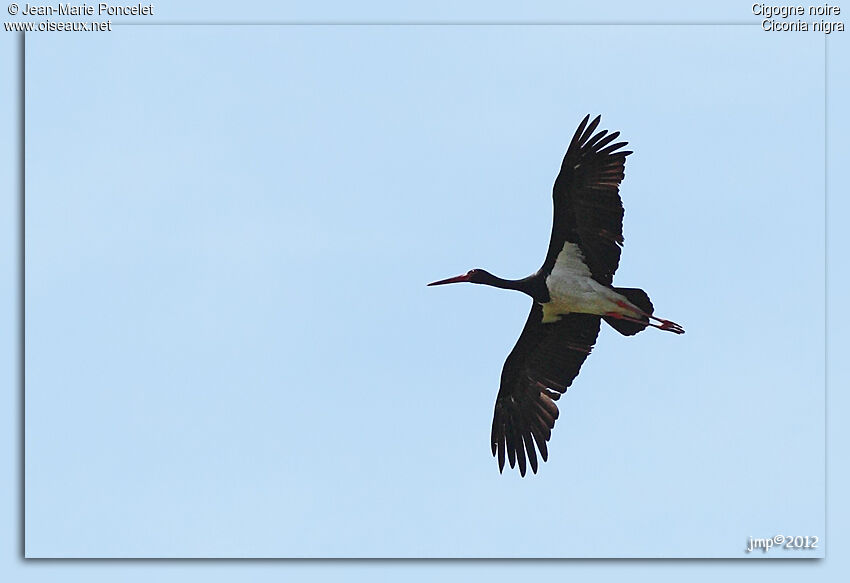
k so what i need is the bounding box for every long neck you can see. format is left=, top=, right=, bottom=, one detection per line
left=480, top=272, right=547, bottom=302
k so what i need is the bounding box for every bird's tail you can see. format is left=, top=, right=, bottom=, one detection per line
left=604, top=287, right=654, bottom=336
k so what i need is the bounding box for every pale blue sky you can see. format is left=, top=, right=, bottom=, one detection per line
left=2, top=0, right=849, bottom=580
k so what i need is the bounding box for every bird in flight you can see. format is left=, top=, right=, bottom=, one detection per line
left=428, top=115, right=684, bottom=477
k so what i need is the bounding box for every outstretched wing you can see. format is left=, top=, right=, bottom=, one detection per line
left=490, top=306, right=601, bottom=476
left=543, top=115, right=632, bottom=285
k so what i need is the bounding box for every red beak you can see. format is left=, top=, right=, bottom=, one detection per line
left=427, top=273, right=471, bottom=286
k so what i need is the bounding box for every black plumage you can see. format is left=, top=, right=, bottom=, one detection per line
left=429, top=115, right=683, bottom=477
left=545, top=114, right=632, bottom=285
left=491, top=309, right=601, bottom=475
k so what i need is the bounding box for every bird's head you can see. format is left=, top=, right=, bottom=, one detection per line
left=427, top=268, right=493, bottom=286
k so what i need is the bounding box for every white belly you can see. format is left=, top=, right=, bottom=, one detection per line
left=540, top=242, right=639, bottom=323
left=542, top=274, right=629, bottom=322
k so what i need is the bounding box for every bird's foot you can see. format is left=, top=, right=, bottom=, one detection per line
left=613, top=300, right=684, bottom=334
left=657, top=319, right=685, bottom=335
left=605, top=311, right=685, bottom=334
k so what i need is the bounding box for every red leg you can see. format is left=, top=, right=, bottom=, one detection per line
left=606, top=310, right=685, bottom=335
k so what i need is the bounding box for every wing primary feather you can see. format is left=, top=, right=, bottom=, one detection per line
left=593, top=131, right=621, bottom=151
left=515, top=430, right=527, bottom=477
left=516, top=407, right=541, bottom=472
left=509, top=421, right=525, bottom=475
left=498, top=439, right=506, bottom=472
left=534, top=426, right=549, bottom=462
left=578, top=115, right=602, bottom=146
left=525, top=432, right=538, bottom=474
left=570, top=114, right=591, bottom=148
left=598, top=141, right=630, bottom=156
left=584, top=129, right=609, bottom=151
left=506, top=425, right=517, bottom=469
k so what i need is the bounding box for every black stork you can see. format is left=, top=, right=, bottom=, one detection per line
left=428, top=115, right=684, bottom=477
